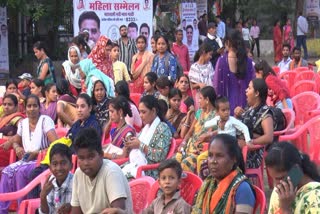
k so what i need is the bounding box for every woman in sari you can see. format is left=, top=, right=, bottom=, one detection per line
left=131, top=35, right=154, bottom=93
left=88, top=35, right=114, bottom=80
left=283, top=18, right=294, bottom=51
left=122, top=95, right=171, bottom=179
left=175, top=74, right=194, bottom=114
left=56, top=79, right=77, bottom=128
left=62, top=45, right=82, bottom=96
left=192, top=134, right=255, bottom=214
left=40, top=83, right=58, bottom=122
left=0, top=94, right=25, bottom=167
left=33, top=41, right=56, bottom=85
left=104, top=96, right=135, bottom=159
left=273, top=20, right=282, bottom=64
left=30, top=79, right=45, bottom=103
left=91, top=80, right=111, bottom=130
left=175, top=86, right=216, bottom=173
left=0, top=95, right=58, bottom=211
left=0, top=79, right=24, bottom=116
left=266, top=142, right=320, bottom=214
left=79, top=58, right=115, bottom=97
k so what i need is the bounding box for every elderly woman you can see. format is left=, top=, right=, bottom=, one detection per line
left=79, top=58, right=115, bottom=97
left=122, top=95, right=171, bottom=179
left=131, top=35, right=154, bottom=93
left=0, top=95, right=58, bottom=211
left=62, top=45, right=82, bottom=96
left=192, top=134, right=255, bottom=213
left=234, top=78, right=274, bottom=168
left=175, top=86, right=216, bottom=173
left=266, top=142, right=320, bottom=213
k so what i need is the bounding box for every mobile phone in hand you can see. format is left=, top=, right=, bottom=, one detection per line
left=285, top=164, right=304, bottom=188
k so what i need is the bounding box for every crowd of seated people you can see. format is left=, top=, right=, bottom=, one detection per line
left=0, top=25, right=319, bottom=213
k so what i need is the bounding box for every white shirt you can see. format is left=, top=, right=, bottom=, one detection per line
left=250, top=26, right=260, bottom=39
left=297, top=15, right=308, bottom=35
left=242, top=28, right=251, bottom=41
left=204, top=115, right=251, bottom=143
left=278, top=57, right=292, bottom=73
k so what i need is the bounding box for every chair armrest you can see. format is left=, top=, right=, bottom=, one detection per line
left=136, top=163, right=160, bottom=178
left=308, top=109, right=320, bottom=118
left=9, top=149, right=16, bottom=163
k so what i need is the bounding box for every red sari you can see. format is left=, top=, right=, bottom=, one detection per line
left=273, top=25, right=282, bottom=63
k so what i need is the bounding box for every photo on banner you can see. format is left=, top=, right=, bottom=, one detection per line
left=180, top=3, right=199, bottom=62
left=73, top=0, right=153, bottom=45
left=0, top=7, right=9, bottom=74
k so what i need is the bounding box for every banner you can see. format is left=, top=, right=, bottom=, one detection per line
left=181, top=3, right=198, bottom=62
left=196, top=0, right=207, bottom=19
left=306, top=0, right=320, bottom=21
left=73, top=0, right=153, bottom=43
left=0, top=7, right=9, bottom=74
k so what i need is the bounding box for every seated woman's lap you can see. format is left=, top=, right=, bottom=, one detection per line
left=175, top=152, right=198, bottom=172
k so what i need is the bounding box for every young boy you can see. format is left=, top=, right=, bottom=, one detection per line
left=205, top=96, right=251, bottom=144
left=143, top=159, right=191, bottom=214
left=110, top=43, right=131, bottom=84
left=71, top=128, right=133, bottom=214
left=39, top=144, right=73, bottom=214
left=18, top=72, right=32, bottom=99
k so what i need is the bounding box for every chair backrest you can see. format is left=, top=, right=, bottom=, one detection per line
left=279, top=70, right=297, bottom=89
left=130, top=93, right=141, bottom=107
left=253, top=185, right=266, bottom=213
left=292, top=91, right=320, bottom=126
left=147, top=171, right=203, bottom=205
left=166, top=138, right=176, bottom=159
left=18, top=198, right=40, bottom=214
left=294, top=66, right=310, bottom=72
left=294, top=70, right=316, bottom=82
left=290, top=80, right=317, bottom=97
left=129, top=176, right=155, bottom=214
left=55, top=127, right=69, bottom=138
left=303, top=116, right=320, bottom=165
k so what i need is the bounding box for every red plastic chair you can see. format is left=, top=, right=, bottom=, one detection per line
left=147, top=171, right=202, bottom=205
left=55, top=127, right=69, bottom=138
left=290, top=80, right=317, bottom=97
left=19, top=198, right=40, bottom=214
left=292, top=91, right=320, bottom=127
left=279, top=116, right=320, bottom=163
left=130, top=93, right=142, bottom=107
left=174, top=138, right=183, bottom=152
left=129, top=176, right=155, bottom=214
left=279, top=70, right=297, bottom=90
left=136, top=138, right=176, bottom=178
left=294, top=66, right=310, bottom=72
left=253, top=185, right=266, bottom=213
left=294, top=70, right=316, bottom=82
left=242, top=145, right=265, bottom=192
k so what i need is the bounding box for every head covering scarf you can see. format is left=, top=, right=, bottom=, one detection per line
left=80, top=58, right=115, bottom=97
left=62, top=46, right=82, bottom=89
left=88, top=35, right=114, bottom=80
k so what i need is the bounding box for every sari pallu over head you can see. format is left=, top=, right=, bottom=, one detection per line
left=79, top=58, right=115, bottom=98
left=88, top=35, right=114, bottom=80
left=62, top=46, right=82, bottom=90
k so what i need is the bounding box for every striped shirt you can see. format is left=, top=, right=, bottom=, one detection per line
left=116, top=38, right=137, bottom=74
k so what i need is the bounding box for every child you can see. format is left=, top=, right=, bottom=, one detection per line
left=143, top=159, right=191, bottom=214
left=39, top=144, right=73, bottom=214
left=142, top=72, right=160, bottom=98
left=110, top=43, right=131, bottom=84
left=156, top=76, right=173, bottom=105
left=204, top=96, right=251, bottom=144
left=71, top=128, right=133, bottom=213
left=197, top=96, right=251, bottom=178
left=18, top=72, right=33, bottom=99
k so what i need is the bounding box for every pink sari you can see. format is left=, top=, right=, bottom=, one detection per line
left=283, top=25, right=294, bottom=51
